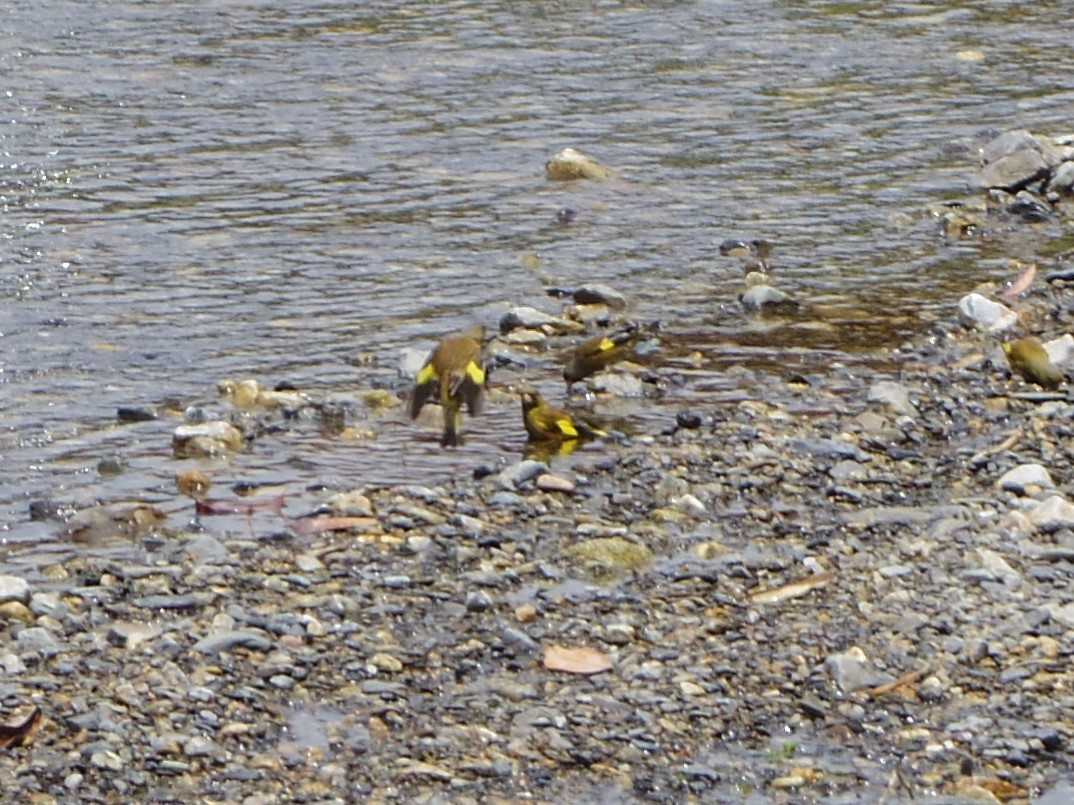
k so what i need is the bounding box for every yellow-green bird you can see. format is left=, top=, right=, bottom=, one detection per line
left=1002, top=336, right=1063, bottom=390
left=409, top=325, right=488, bottom=446
left=520, top=390, right=605, bottom=443
left=562, top=323, right=644, bottom=388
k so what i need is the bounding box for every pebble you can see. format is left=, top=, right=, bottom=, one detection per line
left=370, top=653, right=404, bottom=673
left=466, top=590, right=493, bottom=612
left=495, top=460, right=548, bottom=489
left=536, top=474, right=575, bottom=493
left=825, top=647, right=894, bottom=692
left=573, top=284, right=627, bottom=310
left=90, top=751, right=125, bottom=771
left=1027, top=496, right=1074, bottom=532
left=193, top=630, right=274, bottom=654
left=0, top=575, right=30, bottom=605
left=183, top=737, right=216, bottom=757
left=997, top=463, right=1054, bottom=494
left=107, top=622, right=162, bottom=650
left=957, top=292, right=1019, bottom=333
left=603, top=623, right=635, bottom=645
left=741, top=283, right=796, bottom=311
left=587, top=372, right=644, bottom=397
left=184, top=534, right=230, bottom=565
left=16, top=626, right=65, bottom=657
left=499, top=306, right=574, bottom=335
left=867, top=380, right=915, bottom=416
left=671, top=493, right=706, bottom=517
left=676, top=411, right=703, bottom=429
left=116, top=405, right=157, bottom=422
left=0, top=601, right=34, bottom=623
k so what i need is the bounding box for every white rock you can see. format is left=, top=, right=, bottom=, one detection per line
left=1027, top=495, right=1074, bottom=533
left=1043, top=602, right=1074, bottom=629
left=328, top=490, right=374, bottom=517
left=1044, top=334, right=1074, bottom=367
left=957, top=292, right=1018, bottom=333
left=975, top=549, right=1020, bottom=585
left=671, top=494, right=706, bottom=517
left=0, top=575, right=30, bottom=605
left=867, top=381, right=915, bottom=416
left=398, top=346, right=431, bottom=380
left=536, top=474, right=576, bottom=494
left=172, top=420, right=244, bottom=454
left=997, top=463, right=1054, bottom=495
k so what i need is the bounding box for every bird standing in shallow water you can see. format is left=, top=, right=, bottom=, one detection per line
left=409, top=325, right=488, bottom=446
left=562, top=323, right=646, bottom=390
left=520, top=389, right=605, bottom=444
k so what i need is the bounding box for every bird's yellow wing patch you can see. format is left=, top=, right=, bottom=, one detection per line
left=416, top=363, right=439, bottom=385
left=555, top=417, right=579, bottom=438
left=465, top=361, right=485, bottom=385
left=597, top=337, right=616, bottom=352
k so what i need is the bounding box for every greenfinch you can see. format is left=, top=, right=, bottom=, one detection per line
left=1002, top=337, right=1063, bottom=390
left=520, top=390, right=605, bottom=443
left=562, top=323, right=644, bottom=388
left=409, top=325, right=488, bottom=446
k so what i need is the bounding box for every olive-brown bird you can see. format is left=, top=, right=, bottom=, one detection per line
left=1003, top=336, right=1063, bottom=390
left=520, top=390, right=605, bottom=443
left=562, top=323, right=645, bottom=389
left=409, top=325, right=488, bottom=446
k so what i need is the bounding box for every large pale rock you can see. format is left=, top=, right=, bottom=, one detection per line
left=979, top=129, right=1064, bottom=191
left=1028, top=496, right=1074, bottom=533
left=1047, top=161, right=1074, bottom=195
left=997, top=463, right=1054, bottom=495
left=825, top=647, right=894, bottom=692
left=957, top=293, right=1018, bottom=333
left=0, top=576, right=30, bottom=605
left=1043, top=334, right=1074, bottom=367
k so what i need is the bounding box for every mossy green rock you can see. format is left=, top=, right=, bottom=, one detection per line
left=566, top=537, right=653, bottom=581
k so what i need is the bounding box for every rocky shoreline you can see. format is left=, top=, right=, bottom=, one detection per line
left=4, top=135, right=1074, bottom=803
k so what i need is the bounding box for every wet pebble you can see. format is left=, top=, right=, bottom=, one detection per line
left=573, top=283, right=627, bottom=310
left=116, top=405, right=157, bottom=423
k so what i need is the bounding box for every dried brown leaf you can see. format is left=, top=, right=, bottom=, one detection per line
left=0, top=706, right=42, bottom=750
left=543, top=644, right=612, bottom=675
left=750, top=572, right=833, bottom=605
left=290, top=515, right=378, bottom=535
left=1001, top=261, right=1036, bottom=302
left=867, top=668, right=926, bottom=700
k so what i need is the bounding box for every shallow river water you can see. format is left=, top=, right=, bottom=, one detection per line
left=2, top=1, right=1073, bottom=553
